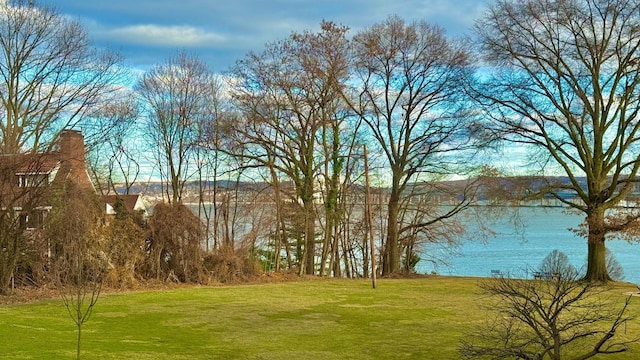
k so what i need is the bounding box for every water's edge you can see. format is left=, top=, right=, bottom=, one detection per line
left=417, top=207, right=639, bottom=283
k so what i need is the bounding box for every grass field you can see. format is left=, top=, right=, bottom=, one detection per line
left=1, top=277, right=639, bottom=359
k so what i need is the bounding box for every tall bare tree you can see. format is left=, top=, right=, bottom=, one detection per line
left=474, top=0, right=640, bottom=281
left=136, top=51, right=217, bottom=204
left=228, top=22, right=351, bottom=275
left=349, top=15, right=476, bottom=275
left=290, top=23, right=356, bottom=276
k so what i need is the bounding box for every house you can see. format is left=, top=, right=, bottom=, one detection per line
left=0, top=130, right=96, bottom=229
left=0, top=129, right=145, bottom=229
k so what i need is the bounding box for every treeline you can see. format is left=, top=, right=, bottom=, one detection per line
left=3, top=0, right=640, bottom=295
left=88, top=17, right=488, bottom=282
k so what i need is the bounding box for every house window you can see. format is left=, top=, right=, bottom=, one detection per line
left=19, top=210, right=46, bottom=230
left=17, top=174, right=49, bottom=187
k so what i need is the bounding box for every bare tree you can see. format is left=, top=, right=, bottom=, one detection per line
left=349, top=15, right=477, bottom=275
left=290, top=23, right=357, bottom=277
left=228, top=22, right=351, bottom=275
left=460, top=260, right=638, bottom=359
left=48, top=182, right=106, bottom=360
left=136, top=51, right=217, bottom=204
left=474, top=0, right=640, bottom=281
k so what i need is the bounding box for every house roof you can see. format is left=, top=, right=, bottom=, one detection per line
left=103, top=194, right=145, bottom=213
left=14, top=154, right=61, bottom=175
left=0, top=131, right=95, bottom=210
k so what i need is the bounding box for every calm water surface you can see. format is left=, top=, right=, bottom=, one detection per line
left=417, top=207, right=640, bottom=283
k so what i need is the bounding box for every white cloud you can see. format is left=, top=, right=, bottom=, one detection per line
left=55, top=0, right=492, bottom=70
left=106, top=24, right=226, bottom=47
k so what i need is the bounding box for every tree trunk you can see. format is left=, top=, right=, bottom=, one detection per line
left=270, top=171, right=283, bottom=272
left=383, top=191, right=401, bottom=275
left=331, top=228, right=341, bottom=277
left=319, top=214, right=332, bottom=276
left=197, top=162, right=213, bottom=252
left=584, top=208, right=611, bottom=282
left=0, top=262, right=15, bottom=295
left=342, top=234, right=352, bottom=278
left=284, top=236, right=293, bottom=269
left=76, top=283, right=82, bottom=360
left=303, top=198, right=316, bottom=275
left=76, top=322, right=82, bottom=360
left=0, top=233, right=18, bottom=295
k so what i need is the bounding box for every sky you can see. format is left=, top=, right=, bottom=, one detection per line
left=46, top=0, right=491, bottom=72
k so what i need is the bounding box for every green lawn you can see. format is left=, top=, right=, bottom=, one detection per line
left=1, top=277, right=639, bottom=359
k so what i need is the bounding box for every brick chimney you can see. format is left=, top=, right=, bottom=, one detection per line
left=58, top=130, right=94, bottom=190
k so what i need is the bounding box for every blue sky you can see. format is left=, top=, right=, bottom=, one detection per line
left=46, top=0, right=490, bottom=72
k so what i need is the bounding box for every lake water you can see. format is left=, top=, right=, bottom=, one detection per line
left=416, top=207, right=640, bottom=284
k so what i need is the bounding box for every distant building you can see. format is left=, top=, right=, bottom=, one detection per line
left=103, top=193, right=147, bottom=217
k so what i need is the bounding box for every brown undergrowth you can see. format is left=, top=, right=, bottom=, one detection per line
left=0, top=269, right=314, bottom=305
